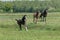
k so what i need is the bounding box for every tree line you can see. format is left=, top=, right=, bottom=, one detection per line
left=0, top=0, right=60, bottom=13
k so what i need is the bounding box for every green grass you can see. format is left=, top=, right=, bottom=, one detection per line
left=0, top=12, right=60, bottom=40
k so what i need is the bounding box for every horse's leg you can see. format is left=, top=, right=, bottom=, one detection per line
left=40, top=14, right=42, bottom=21
left=41, top=16, right=44, bottom=22
left=42, top=16, right=44, bottom=22
left=24, top=24, right=28, bottom=31
left=33, top=17, right=37, bottom=24
left=45, top=17, right=46, bottom=22
left=40, top=16, right=42, bottom=21
left=19, top=24, right=22, bottom=30
left=40, top=16, right=43, bottom=21
left=35, top=18, right=38, bottom=24
left=25, top=25, right=28, bottom=31
left=33, top=17, right=35, bottom=23
left=43, top=17, right=46, bottom=22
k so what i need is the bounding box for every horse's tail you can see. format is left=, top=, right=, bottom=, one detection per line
left=15, top=19, right=21, bottom=21
left=15, top=19, right=18, bottom=21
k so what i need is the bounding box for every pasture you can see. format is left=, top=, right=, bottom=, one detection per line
left=0, top=12, right=60, bottom=40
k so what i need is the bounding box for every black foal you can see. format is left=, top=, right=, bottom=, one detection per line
left=15, top=15, right=28, bottom=31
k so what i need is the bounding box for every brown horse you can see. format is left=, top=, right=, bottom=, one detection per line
left=33, top=11, right=40, bottom=23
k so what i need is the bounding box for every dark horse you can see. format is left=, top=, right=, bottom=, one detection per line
left=15, top=15, right=28, bottom=31
left=33, top=11, right=39, bottom=23
left=40, top=8, right=48, bottom=22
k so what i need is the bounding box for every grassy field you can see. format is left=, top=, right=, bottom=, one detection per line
left=0, top=12, right=60, bottom=40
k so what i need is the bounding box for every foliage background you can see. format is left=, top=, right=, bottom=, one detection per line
left=0, top=0, right=60, bottom=13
